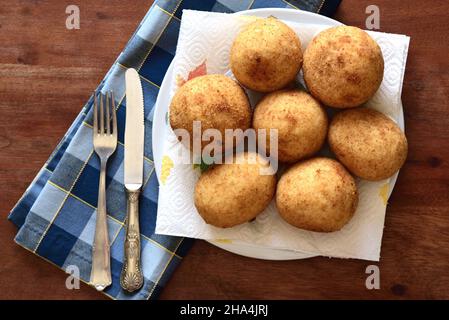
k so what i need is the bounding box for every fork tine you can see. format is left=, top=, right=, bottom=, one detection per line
left=93, top=91, right=98, bottom=134
left=111, top=91, right=117, bottom=137
left=106, top=92, right=111, bottom=135
left=100, top=92, right=104, bottom=134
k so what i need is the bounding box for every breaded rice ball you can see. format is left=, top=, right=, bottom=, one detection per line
left=230, top=17, right=303, bottom=92
left=276, top=157, right=358, bottom=232
left=303, top=26, right=384, bottom=108
left=328, top=108, right=408, bottom=181
left=194, top=152, right=276, bottom=228
left=253, top=89, right=328, bottom=163
left=170, top=74, right=251, bottom=153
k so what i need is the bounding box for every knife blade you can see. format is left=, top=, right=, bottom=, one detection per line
left=121, top=68, right=144, bottom=292
left=124, top=68, right=144, bottom=189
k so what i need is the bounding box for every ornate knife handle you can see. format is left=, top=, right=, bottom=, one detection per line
left=120, top=188, right=143, bottom=292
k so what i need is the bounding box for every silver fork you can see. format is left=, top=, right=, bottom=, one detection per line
left=90, top=90, right=117, bottom=291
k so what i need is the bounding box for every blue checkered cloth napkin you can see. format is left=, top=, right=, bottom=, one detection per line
left=8, top=0, right=341, bottom=300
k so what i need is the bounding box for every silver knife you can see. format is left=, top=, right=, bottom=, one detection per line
left=120, top=68, right=144, bottom=292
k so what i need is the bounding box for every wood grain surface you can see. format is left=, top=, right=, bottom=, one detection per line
left=1, top=0, right=448, bottom=300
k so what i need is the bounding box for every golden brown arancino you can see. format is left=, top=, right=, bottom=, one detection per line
left=194, top=152, right=276, bottom=228
left=303, top=26, right=384, bottom=108
left=253, top=89, right=328, bottom=163
left=230, top=17, right=303, bottom=93
left=328, top=108, right=408, bottom=181
left=169, top=74, right=251, bottom=153
left=276, top=157, right=358, bottom=232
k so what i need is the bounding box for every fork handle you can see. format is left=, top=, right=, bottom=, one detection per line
left=90, top=159, right=112, bottom=291
left=120, top=188, right=143, bottom=292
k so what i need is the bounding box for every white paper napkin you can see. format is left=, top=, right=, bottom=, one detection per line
left=156, top=10, right=410, bottom=261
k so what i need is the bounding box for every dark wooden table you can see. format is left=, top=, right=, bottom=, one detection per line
left=1, top=0, right=449, bottom=300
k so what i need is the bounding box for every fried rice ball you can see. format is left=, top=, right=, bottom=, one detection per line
left=230, top=17, right=303, bottom=93
left=194, top=152, right=276, bottom=228
left=303, top=26, right=384, bottom=108
left=328, top=108, right=408, bottom=181
left=169, top=74, right=251, bottom=153
left=252, top=89, right=328, bottom=163
left=276, top=157, right=358, bottom=232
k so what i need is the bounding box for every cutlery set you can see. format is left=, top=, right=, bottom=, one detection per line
left=90, top=68, right=144, bottom=292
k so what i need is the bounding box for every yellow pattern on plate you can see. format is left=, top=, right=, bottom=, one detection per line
left=160, top=155, right=174, bottom=185
left=214, top=239, right=233, bottom=244
left=379, top=183, right=390, bottom=206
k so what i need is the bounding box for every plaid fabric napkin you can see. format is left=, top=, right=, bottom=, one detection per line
left=8, top=0, right=341, bottom=300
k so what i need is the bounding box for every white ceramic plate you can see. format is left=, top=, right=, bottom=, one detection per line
left=152, top=8, right=404, bottom=260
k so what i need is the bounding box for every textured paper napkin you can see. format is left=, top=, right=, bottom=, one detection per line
left=156, top=10, right=410, bottom=261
